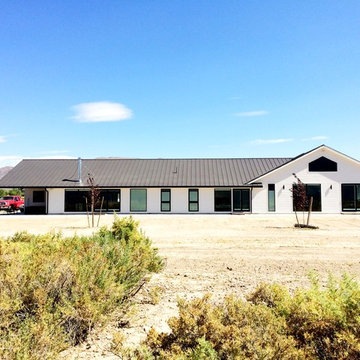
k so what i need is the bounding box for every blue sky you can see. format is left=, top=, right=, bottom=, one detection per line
left=1, top=1, right=359, bottom=166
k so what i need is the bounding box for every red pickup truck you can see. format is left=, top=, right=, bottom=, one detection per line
left=0, top=196, right=24, bottom=212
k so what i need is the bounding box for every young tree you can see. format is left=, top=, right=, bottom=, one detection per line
left=290, top=173, right=308, bottom=226
left=86, top=174, right=101, bottom=228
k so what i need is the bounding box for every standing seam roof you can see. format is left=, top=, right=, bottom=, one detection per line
left=0, top=157, right=292, bottom=188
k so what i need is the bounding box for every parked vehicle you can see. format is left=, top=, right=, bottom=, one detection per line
left=0, top=195, right=24, bottom=212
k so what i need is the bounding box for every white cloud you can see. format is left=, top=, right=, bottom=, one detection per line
left=37, top=150, right=70, bottom=155
left=252, top=138, right=294, bottom=145
left=72, top=101, right=133, bottom=123
left=39, top=155, right=76, bottom=159
left=0, top=135, right=7, bottom=143
left=235, top=110, right=268, bottom=117
left=0, top=155, right=22, bottom=167
left=302, top=135, right=328, bottom=141
left=0, top=154, right=77, bottom=167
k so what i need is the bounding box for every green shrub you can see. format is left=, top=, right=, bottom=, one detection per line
left=141, top=295, right=304, bottom=360
left=249, top=274, right=360, bottom=359
left=138, top=275, right=360, bottom=360
left=0, top=215, right=163, bottom=360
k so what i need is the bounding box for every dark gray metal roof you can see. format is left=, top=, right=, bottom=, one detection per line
left=0, top=157, right=292, bottom=188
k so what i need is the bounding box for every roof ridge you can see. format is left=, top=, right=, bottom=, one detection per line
left=21, top=157, right=293, bottom=161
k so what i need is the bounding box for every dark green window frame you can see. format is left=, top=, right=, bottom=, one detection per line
left=65, top=189, right=120, bottom=212
left=268, top=184, right=275, bottom=212
left=130, top=189, right=147, bottom=212
left=342, top=184, right=360, bottom=211
left=214, top=189, right=231, bottom=212
left=292, top=184, right=322, bottom=212
left=188, top=189, right=199, bottom=212
left=161, top=189, right=171, bottom=212
left=65, top=189, right=90, bottom=212
left=233, top=189, right=250, bottom=212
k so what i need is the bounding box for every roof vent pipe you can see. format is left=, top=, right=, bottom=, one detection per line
left=78, top=157, right=82, bottom=184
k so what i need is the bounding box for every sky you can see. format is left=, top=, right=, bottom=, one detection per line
left=1, top=1, right=360, bottom=167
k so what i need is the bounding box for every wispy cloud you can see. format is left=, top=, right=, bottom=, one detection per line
left=0, top=154, right=77, bottom=167
left=302, top=135, right=328, bottom=141
left=251, top=138, right=294, bottom=145
left=72, top=101, right=133, bottom=123
left=39, top=155, right=76, bottom=159
left=37, top=150, right=71, bottom=155
left=235, top=110, right=268, bottom=117
left=0, top=155, right=22, bottom=167
left=0, top=135, right=7, bottom=143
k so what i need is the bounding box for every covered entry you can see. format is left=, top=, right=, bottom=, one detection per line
left=24, top=188, right=47, bottom=214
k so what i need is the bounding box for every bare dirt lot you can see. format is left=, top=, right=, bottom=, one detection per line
left=1, top=213, right=360, bottom=359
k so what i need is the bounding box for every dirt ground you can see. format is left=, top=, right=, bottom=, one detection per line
left=1, top=213, right=360, bottom=359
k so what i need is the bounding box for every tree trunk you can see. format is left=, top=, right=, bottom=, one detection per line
left=294, top=209, right=300, bottom=225
left=97, top=196, right=104, bottom=227
left=85, top=197, right=90, bottom=227
left=307, top=196, right=313, bottom=226
left=91, top=194, right=95, bottom=227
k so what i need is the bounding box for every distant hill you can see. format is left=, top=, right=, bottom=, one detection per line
left=0, top=166, right=13, bottom=179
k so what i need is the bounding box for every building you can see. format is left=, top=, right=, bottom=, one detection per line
left=0, top=145, right=359, bottom=214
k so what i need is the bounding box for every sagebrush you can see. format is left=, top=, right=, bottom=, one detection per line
left=121, top=274, right=360, bottom=359
left=0, top=215, right=163, bottom=360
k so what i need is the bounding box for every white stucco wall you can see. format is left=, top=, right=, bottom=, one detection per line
left=46, top=187, right=219, bottom=214
left=251, top=147, right=360, bottom=214
left=48, top=188, right=65, bottom=214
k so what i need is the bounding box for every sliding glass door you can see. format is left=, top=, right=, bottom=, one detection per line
left=342, top=184, right=360, bottom=211
left=214, top=189, right=250, bottom=212
left=233, top=189, right=250, bottom=212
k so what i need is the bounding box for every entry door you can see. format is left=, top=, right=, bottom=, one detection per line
left=233, top=189, right=250, bottom=212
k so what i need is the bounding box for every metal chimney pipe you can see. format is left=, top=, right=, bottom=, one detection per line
left=78, top=157, right=82, bottom=184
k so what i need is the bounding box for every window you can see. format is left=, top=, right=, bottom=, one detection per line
left=233, top=189, right=250, bottom=212
left=268, top=184, right=275, bottom=212
left=96, top=189, right=120, bottom=212
left=214, top=189, right=231, bottom=211
left=130, top=189, right=147, bottom=212
left=292, top=184, right=321, bottom=212
left=161, top=189, right=171, bottom=212
left=65, top=189, right=120, bottom=212
left=188, top=189, right=199, bottom=212
left=342, top=184, right=360, bottom=211
left=33, top=190, right=45, bottom=203
left=65, top=190, right=89, bottom=212
left=309, top=157, right=337, bottom=172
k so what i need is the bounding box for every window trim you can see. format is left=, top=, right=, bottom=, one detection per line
left=64, top=188, right=121, bottom=212
left=292, top=183, right=322, bottom=212
left=161, top=189, right=171, bottom=212
left=232, top=188, right=251, bottom=212
left=96, top=189, right=121, bottom=212
left=268, top=184, right=275, bottom=212
left=341, top=184, right=360, bottom=212
left=188, top=189, right=199, bottom=212
left=214, top=188, right=232, bottom=212
left=130, top=189, right=147, bottom=212
left=64, top=189, right=90, bottom=212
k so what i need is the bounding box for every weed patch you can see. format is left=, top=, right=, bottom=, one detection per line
left=120, top=274, right=360, bottom=359
left=0, top=216, right=163, bottom=359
